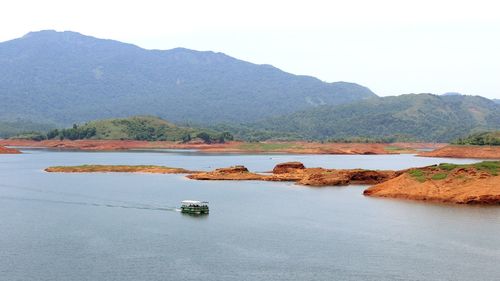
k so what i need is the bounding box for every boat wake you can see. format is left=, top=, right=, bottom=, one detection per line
left=0, top=183, right=178, bottom=212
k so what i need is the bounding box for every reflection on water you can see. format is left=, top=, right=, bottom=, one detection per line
left=0, top=149, right=498, bottom=281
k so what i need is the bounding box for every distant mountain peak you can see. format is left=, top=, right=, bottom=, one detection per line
left=22, top=29, right=86, bottom=39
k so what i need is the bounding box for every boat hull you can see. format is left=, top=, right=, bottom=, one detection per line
left=181, top=206, right=209, bottom=215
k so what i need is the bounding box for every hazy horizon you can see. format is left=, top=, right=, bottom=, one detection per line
left=1, top=0, right=499, bottom=99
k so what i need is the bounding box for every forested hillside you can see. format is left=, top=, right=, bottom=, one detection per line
left=245, top=94, right=500, bottom=142
left=0, top=30, right=375, bottom=126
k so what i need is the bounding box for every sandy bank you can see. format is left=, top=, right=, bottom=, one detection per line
left=418, top=145, right=500, bottom=159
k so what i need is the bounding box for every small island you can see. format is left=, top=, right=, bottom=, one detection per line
left=364, top=161, right=500, bottom=204
left=45, top=165, right=198, bottom=174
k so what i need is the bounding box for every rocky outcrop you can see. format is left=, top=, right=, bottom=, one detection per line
left=364, top=162, right=500, bottom=204
left=296, top=169, right=401, bottom=186
left=272, top=162, right=305, bottom=174
left=186, top=165, right=266, bottom=181
left=0, top=145, right=20, bottom=154
left=188, top=162, right=399, bottom=186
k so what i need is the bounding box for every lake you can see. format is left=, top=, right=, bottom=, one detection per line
left=1, top=149, right=499, bottom=281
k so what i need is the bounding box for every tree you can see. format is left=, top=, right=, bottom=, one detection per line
left=47, top=129, right=59, bottom=139
left=181, top=134, right=191, bottom=143
left=196, top=132, right=212, bottom=144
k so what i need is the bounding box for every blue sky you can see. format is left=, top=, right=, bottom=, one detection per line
left=1, top=0, right=499, bottom=98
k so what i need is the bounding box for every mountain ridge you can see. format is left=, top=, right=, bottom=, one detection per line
left=0, top=30, right=376, bottom=126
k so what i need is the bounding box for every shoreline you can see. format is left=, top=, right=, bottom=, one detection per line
left=0, top=145, right=21, bottom=154
left=0, top=139, right=445, bottom=155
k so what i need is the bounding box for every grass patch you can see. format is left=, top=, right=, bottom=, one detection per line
left=384, top=146, right=405, bottom=151
left=409, top=169, right=426, bottom=182
left=436, top=161, right=499, bottom=175
left=431, top=173, right=448, bottom=180
left=407, top=161, right=499, bottom=183
left=472, top=161, right=499, bottom=175
left=437, top=163, right=459, bottom=171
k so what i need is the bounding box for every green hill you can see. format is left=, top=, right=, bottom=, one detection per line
left=246, top=94, right=500, bottom=142
left=38, top=116, right=233, bottom=143
left=0, top=30, right=375, bottom=126
left=453, top=131, right=500, bottom=145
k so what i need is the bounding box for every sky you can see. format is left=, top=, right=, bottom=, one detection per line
left=1, top=0, right=499, bottom=98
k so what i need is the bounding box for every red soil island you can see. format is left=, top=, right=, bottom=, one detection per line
left=364, top=162, right=500, bottom=204
left=0, top=139, right=444, bottom=155
left=45, top=165, right=198, bottom=174
left=419, top=145, right=500, bottom=159
left=0, top=145, right=20, bottom=154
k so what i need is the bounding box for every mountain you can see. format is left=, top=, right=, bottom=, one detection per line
left=248, top=94, right=500, bottom=142
left=0, top=30, right=376, bottom=126
left=494, top=99, right=500, bottom=105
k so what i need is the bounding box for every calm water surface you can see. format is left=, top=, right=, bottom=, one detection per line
left=0, top=150, right=499, bottom=281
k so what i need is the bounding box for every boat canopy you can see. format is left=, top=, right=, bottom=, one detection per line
left=181, top=200, right=208, bottom=206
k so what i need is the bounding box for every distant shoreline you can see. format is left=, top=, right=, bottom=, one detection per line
left=0, top=139, right=445, bottom=155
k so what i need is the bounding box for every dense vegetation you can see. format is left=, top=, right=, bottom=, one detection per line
left=241, top=94, right=500, bottom=142
left=0, top=30, right=375, bottom=127
left=13, top=116, right=233, bottom=143
left=452, top=131, right=500, bottom=145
